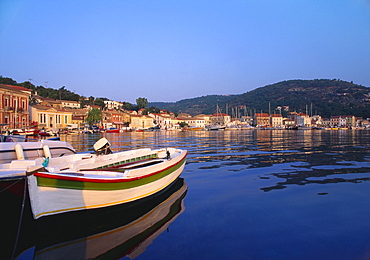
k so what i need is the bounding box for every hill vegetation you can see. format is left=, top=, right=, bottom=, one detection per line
left=1, top=76, right=368, bottom=118
left=150, top=95, right=235, bottom=115
left=150, top=79, right=370, bottom=118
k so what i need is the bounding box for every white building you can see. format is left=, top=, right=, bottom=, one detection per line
left=104, top=100, right=123, bottom=110
left=177, top=116, right=206, bottom=128
left=61, top=100, right=80, bottom=109
left=148, top=113, right=174, bottom=129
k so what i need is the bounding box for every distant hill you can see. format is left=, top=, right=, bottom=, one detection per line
left=150, top=95, right=235, bottom=115
left=150, top=79, right=370, bottom=118
left=2, top=76, right=368, bottom=118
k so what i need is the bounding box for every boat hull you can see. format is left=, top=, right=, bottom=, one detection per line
left=28, top=149, right=187, bottom=219
left=0, top=136, right=76, bottom=164
left=33, top=178, right=187, bottom=259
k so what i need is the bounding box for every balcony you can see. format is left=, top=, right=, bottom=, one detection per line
left=17, top=107, right=26, bottom=113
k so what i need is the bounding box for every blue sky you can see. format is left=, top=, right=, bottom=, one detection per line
left=1, top=0, right=369, bottom=103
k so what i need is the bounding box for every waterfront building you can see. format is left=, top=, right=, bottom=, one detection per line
left=0, top=84, right=31, bottom=129
left=148, top=113, right=173, bottom=129
left=71, top=115, right=85, bottom=129
left=288, top=112, right=311, bottom=127
left=210, top=112, right=231, bottom=126
left=195, top=114, right=212, bottom=125
left=342, top=115, right=356, bottom=127
left=283, top=118, right=295, bottom=128
left=270, top=114, right=283, bottom=128
left=322, top=118, right=331, bottom=127
left=177, top=116, right=206, bottom=128
left=330, top=116, right=347, bottom=127
left=65, top=108, right=89, bottom=129
left=240, top=116, right=253, bottom=125
left=358, top=118, right=369, bottom=127
left=102, top=110, right=131, bottom=129
left=130, top=115, right=155, bottom=129
left=254, top=113, right=270, bottom=127
left=30, top=104, right=73, bottom=130
left=311, top=115, right=323, bottom=127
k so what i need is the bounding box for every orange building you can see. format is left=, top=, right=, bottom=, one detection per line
left=254, top=113, right=270, bottom=127
left=0, top=84, right=31, bottom=129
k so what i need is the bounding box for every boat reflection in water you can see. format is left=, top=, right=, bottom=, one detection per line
left=8, top=177, right=187, bottom=259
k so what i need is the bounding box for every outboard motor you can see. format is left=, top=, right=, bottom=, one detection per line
left=93, top=137, right=112, bottom=155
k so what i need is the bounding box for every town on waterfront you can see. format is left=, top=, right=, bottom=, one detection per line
left=0, top=83, right=369, bottom=136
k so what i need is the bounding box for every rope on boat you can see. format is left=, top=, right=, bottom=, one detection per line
left=11, top=178, right=27, bottom=260
left=0, top=178, right=23, bottom=193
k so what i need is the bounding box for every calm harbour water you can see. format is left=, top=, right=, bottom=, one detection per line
left=5, top=130, right=370, bottom=260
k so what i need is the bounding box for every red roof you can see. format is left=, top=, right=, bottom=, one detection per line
left=0, top=84, right=32, bottom=93
left=255, top=113, right=269, bottom=117
left=212, top=113, right=229, bottom=117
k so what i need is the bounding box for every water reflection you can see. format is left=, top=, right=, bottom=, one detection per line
left=4, top=178, right=187, bottom=260
left=59, top=130, right=370, bottom=195
left=54, top=130, right=370, bottom=259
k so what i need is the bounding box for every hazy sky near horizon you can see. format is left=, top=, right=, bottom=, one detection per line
left=1, top=0, right=369, bottom=103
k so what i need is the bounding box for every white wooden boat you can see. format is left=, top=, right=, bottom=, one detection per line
left=0, top=135, right=75, bottom=164
left=26, top=138, right=187, bottom=219
left=206, top=124, right=226, bottom=131
left=31, top=178, right=187, bottom=259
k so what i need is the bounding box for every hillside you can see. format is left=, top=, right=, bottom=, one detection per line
left=150, top=95, right=235, bottom=115
left=2, top=76, right=368, bottom=118
left=150, top=79, right=370, bottom=118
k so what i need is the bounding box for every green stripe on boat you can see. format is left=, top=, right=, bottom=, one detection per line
left=35, top=158, right=185, bottom=190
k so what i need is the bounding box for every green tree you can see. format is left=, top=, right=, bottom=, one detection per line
left=122, top=102, right=134, bottom=111
left=0, top=76, right=17, bottom=85
left=79, top=96, right=89, bottom=108
left=94, top=98, right=107, bottom=110
left=148, top=106, right=160, bottom=114
left=142, top=106, right=161, bottom=115
left=136, top=97, right=148, bottom=109
left=86, top=108, right=102, bottom=126
left=179, top=121, right=188, bottom=128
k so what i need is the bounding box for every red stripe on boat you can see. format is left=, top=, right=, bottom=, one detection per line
left=34, top=151, right=187, bottom=183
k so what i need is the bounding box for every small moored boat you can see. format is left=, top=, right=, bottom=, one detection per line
left=0, top=135, right=76, bottom=164
left=103, top=128, right=120, bottom=133
left=30, top=178, right=187, bottom=259
left=26, top=138, right=187, bottom=219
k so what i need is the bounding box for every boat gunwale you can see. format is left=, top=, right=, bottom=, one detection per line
left=0, top=146, right=76, bottom=154
left=33, top=151, right=187, bottom=184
